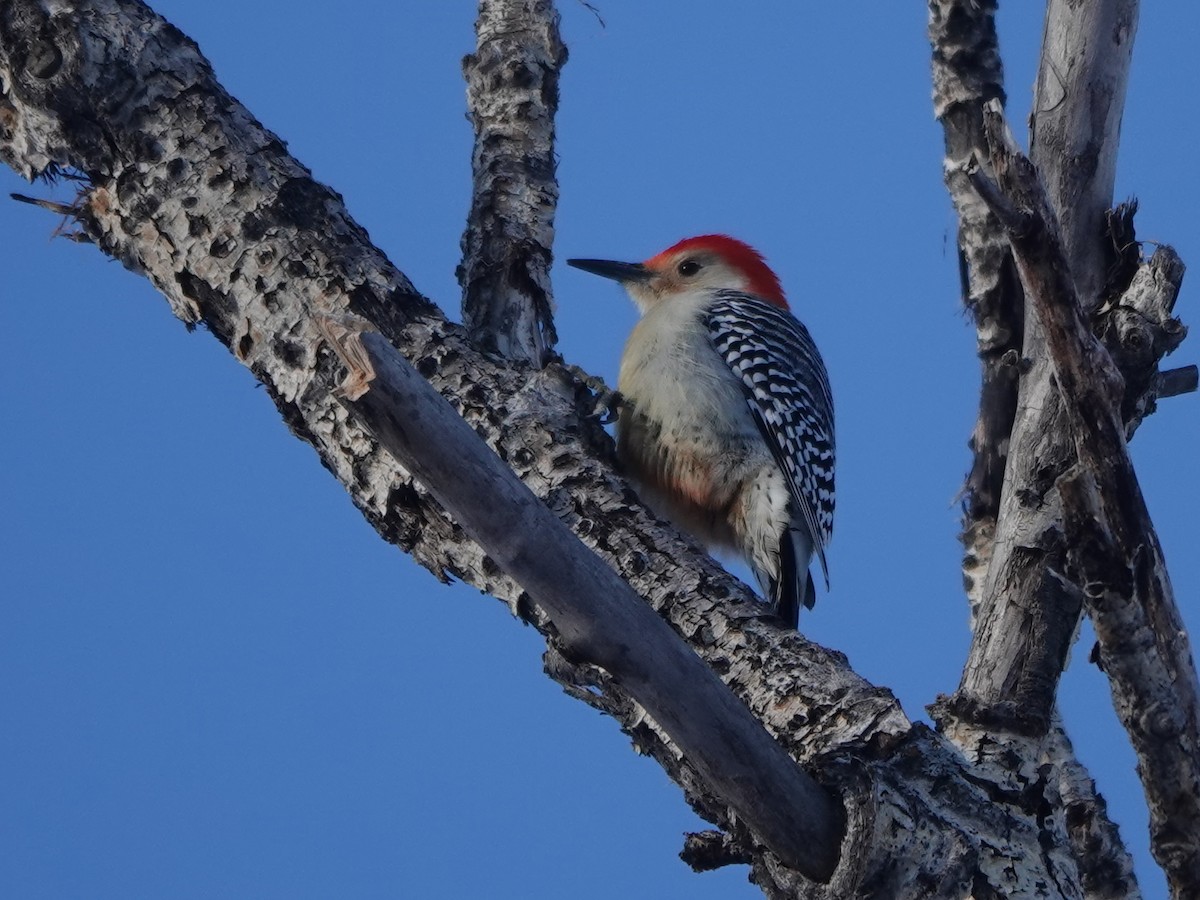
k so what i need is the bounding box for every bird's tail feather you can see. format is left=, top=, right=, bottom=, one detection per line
left=770, top=530, right=816, bottom=629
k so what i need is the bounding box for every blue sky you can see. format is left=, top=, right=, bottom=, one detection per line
left=1, top=3, right=1196, bottom=898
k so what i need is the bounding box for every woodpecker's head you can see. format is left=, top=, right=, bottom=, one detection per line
left=568, top=234, right=787, bottom=314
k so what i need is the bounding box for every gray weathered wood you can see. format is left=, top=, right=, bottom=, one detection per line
left=1031, top=0, right=1139, bottom=311
left=3, top=0, right=1180, bottom=895
left=1045, top=717, right=1141, bottom=899
left=317, top=320, right=844, bottom=877
left=1096, top=244, right=1190, bottom=435
left=928, top=3, right=1191, bottom=895
left=949, top=0, right=1143, bottom=738
left=972, top=99, right=1200, bottom=900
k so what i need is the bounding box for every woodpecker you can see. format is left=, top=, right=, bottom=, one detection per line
left=568, top=235, right=834, bottom=627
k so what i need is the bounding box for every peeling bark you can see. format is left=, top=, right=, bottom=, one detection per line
left=970, top=99, right=1200, bottom=900
left=948, top=0, right=1145, bottom=740
left=928, top=2, right=1194, bottom=896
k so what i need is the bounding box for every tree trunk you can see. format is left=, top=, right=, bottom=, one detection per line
left=0, top=0, right=1195, bottom=897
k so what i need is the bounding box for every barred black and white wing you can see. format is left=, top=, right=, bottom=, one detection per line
left=704, top=291, right=835, bottom=597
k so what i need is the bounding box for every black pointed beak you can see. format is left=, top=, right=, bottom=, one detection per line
left=566, top=258, right=652, bottom=284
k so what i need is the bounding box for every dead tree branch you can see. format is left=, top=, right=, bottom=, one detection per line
left=928, top=0, right=1023, bottom=620
left=318, top=316, right=845, bottom=878
left=1045, top=717, right=1141, bottom=899
left=4, top=0, right=1185, bottom=896
left=971, top=99, right=1200, bottom=900
left=459, top=0, right=564, bottom=364
left=928, top=4, right=1192, bottom=893
left=946, top=0, right=1144, bottom=740
left=1095, top=242, right=1192, bottom=435
left=1030, top=0, right=1139, bottom=311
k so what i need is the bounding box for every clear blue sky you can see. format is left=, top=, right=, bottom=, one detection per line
left=1, top=3, right=1196, bottom=898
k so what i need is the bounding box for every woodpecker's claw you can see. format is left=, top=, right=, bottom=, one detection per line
left=565, top=364, right=623, bottom=423
left=590, top=388, right=623, bottom=424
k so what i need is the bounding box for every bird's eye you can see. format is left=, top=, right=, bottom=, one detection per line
left=677, top=259, right=702, bottom=277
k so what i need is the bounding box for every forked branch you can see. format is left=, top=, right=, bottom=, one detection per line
left=971, top=100, right=1200, bottom=900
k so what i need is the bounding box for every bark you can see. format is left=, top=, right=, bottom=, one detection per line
left=968, top=99, right=1200, bottom=900
left=1, top=1, right=1192, bottom=897
left=1094, top=240, right=1192, bottom=436
left=928, top=0, right=1023, bottom=621
left=946, top=0, right=1143, bottom=740
left=927, top=2, right=1199, bottom=895
left=0, top=1, right=1104, bottom=896
left=1030, top=0, right=1138, bottom=311
left=316, top=317, right=844, bottom=878
left=1045, top=718, right=1141, bottom=900
left=929, top=7, right=1140, bottom=891
left=459, top=0, right=563, bottom=365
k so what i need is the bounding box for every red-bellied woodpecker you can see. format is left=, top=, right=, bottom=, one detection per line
left=568, top=235, right=834, bottom=627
